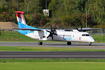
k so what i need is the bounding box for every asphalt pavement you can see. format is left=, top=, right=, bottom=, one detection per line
left=0, top=51, right=105, bottom=59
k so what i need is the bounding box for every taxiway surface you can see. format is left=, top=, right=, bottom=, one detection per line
left=0, top=51, right=105, bottom=59
left=0, top=42, right=105, bottom=49
left=0, top=42, right=105, bottom=46
left=0, top=42, right=105, bottom=59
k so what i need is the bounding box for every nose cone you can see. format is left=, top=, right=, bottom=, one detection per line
left=91, top=38, right=95, bottom=42
left=89, top=36, right=95, bottom=42
left=84, top=36, right=95, bottom=42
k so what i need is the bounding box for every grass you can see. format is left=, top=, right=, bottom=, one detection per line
left=0, top=31, right=37, bottom=42
left=1, top=59, right=105, bottom=62
left=0, top=46, right=105, bottom=51
left=0, top=59, right=105, bottom=70
left=0, top=62, right=105, bottom=70
left=91, top=34, right=105, bottom=43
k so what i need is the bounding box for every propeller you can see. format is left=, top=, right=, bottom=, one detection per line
left=76, top=26, right=83, bottom=32
left=46, top=26, right=57, bottom=40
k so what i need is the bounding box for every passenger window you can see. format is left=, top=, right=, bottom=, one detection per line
left=86, top=34, right=89, bottom=36
left=82, top=34, right=89, bottom=36
left=82, top=34, right=85, bottom=36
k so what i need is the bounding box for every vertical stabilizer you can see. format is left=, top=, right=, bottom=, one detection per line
left=15, top=11, right=35, bottom=35
left=15, top=11, right=27, bottom=28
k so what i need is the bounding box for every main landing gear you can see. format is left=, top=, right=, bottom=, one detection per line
left=38, top=41, right=92, bottom=46
left=67, top=42, right=71, bottom=45
left=38, top=42, right=43, bottom=45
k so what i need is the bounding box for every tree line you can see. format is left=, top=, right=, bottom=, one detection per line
left=0, top=0, right=105, bottom=28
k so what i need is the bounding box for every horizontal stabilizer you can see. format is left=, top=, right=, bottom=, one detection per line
left=12, top=28, right=42, bottom=31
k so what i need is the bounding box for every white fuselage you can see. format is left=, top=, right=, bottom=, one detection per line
left=15, top=11, right=95, bottom=45
left=25, top=29, right=95, bottom=43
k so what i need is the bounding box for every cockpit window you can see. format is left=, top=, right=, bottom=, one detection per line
left=82, top=34, right=90, bottom=36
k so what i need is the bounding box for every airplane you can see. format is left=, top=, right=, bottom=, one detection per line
left=14, top=11, right=95, bottom=46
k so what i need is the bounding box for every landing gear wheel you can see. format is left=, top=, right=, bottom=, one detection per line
left=67, top=42, right=71, bottom=45
left=89, top=42, right=92, bottom=46
left=38, top=42, right=43, bottom=45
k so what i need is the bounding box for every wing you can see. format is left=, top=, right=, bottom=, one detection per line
left=77, top=28, right=101, bottom=32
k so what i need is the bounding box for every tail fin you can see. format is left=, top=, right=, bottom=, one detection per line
left=15, top=11, right=35, bottom=35
left=15, top=11, right=27, bottom=28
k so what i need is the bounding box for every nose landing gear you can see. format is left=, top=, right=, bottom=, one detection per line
left=89, top=42, right=92, bottom=46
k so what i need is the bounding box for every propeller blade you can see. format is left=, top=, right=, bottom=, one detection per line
left=53, top=33, right=57, bottom=36
left=52, top=35, right=53, bottom=40
left=51, top=26, right=52, bottom=31
left=46, top=30, right=51, bottom=32
left=47, top=35, right=50, bottom=38
left=47, top=34, right=53, bottom=40
left=46, top=26, right=58, bottom=40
